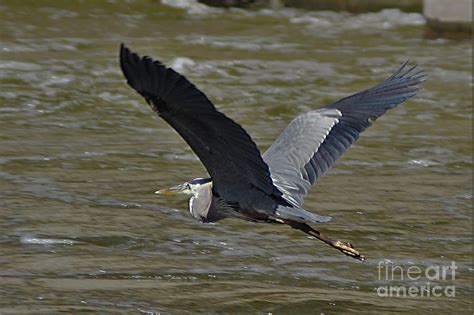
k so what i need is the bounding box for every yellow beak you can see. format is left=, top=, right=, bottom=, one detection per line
left=155, top=184, right=186, bottom=195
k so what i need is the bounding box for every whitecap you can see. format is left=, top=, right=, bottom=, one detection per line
left=21, top=236, right=78, bottom=245
left=407, top=159, right=439, bottom=167
left=170, top=57, right=195, bottom=72
left=346, top=9, right=425, bottom=30
left=289, top=15, right=331, bottom=26
left=0, top=61, right=42, bottom=71
left=160, top=0, right=221, bottom=15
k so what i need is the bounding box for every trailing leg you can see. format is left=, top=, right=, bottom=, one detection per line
left=285, top=220, right=365, bottom=261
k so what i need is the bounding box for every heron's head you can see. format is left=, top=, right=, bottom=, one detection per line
left=155, top=178, right=212, bottom=197
left=156, top=178, right=213, bottom=220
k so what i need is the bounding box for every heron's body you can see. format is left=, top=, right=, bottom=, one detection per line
left=119, top=44, right=425, bottom=261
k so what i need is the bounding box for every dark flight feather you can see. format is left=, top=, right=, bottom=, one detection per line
left=119, top=44, right=282, bottom=209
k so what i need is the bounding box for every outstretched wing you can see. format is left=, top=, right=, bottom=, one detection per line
left=120, top=44, right=281, bottom=207
left=263, top=62, right=426, bottom=207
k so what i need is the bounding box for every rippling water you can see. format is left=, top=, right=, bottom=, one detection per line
left=0, top=1, right=472, bottom=313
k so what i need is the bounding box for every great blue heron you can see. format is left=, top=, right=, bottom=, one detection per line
left=119, top=44, right=425, bottom=261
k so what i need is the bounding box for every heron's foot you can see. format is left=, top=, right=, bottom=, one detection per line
left=333, top=240, right=365, bottom=262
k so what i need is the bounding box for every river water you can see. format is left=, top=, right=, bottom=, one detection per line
left=0, top=1, right=472, bottom=313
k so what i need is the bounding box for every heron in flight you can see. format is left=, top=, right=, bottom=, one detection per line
left=119, top=44, right=425, bottom=261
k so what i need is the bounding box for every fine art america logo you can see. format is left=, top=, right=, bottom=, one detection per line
left=376, top=261, right=457, bottom=297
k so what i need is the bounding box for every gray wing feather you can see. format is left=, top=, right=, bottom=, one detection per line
left=263, top=109, right=342, bottom=207
left=263, top=62, right=425, bottom=207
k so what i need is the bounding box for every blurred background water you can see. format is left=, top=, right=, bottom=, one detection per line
left=0, top=0, right=472, bottom=313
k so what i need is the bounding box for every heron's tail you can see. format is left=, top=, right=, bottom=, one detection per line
left=274, top=205, right=332, bottom=223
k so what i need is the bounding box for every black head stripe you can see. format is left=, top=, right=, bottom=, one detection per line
left=189, top=178, right=212, bottom=185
